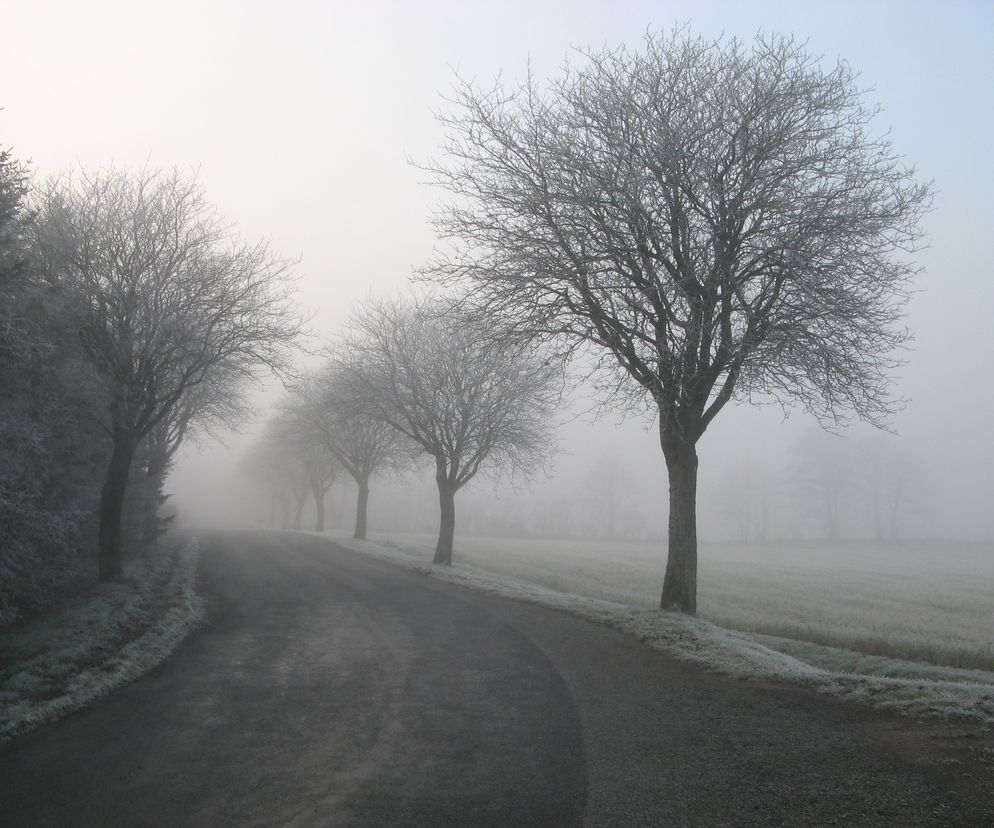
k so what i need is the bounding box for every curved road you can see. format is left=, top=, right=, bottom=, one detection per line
left=0, top=532, right=984, bottom=826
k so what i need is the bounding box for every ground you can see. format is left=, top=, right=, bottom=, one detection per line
left=0, top=532, right=991, bottom=826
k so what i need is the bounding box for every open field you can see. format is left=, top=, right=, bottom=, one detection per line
left=366, top=533, right=994, bottom=674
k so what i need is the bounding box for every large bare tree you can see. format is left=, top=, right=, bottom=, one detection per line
left=32, top=167, right=302, bottom=579
left=341, top=298, right=556, bottom=564
left=423, top=31, right=931, bottom=612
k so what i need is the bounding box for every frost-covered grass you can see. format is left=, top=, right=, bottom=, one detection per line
left=367, top=533, right=994, bottom=673
left=333, top=533, right=994, bottom=724
left=0, top=537, right=204, bottom=741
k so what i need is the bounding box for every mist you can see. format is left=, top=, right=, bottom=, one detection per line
left=5, top=3, right=994, bottom=822
left=5, top=1, right=981, bottom=545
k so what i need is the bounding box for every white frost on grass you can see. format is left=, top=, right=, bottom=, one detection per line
left=335, top=535, right=994, bottom=725
left=0, top=537, right=204, bottom=742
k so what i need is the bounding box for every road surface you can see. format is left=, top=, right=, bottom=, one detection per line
left=0, top=532, right=987, bottom=826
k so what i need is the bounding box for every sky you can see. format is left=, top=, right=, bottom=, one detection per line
left=3, top=0, right=993, bottom=539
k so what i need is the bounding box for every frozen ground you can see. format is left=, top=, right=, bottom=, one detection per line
left=331, top=533, right=994, bottom=725
left=0, top=537, right=204, bottom=741
left=369, top=533, right=994, bottom=672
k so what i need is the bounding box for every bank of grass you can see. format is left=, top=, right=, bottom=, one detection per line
left=368, top=533, right=994, bottom=674
left=0, top=536, right=203, bottom=741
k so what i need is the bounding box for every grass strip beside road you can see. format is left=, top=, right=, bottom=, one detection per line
left=334, top=534, right=994, bottom=726
left=0, top=537, right=204, bottom=742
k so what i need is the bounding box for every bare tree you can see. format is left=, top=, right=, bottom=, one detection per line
left=285, top=368, right=409, bottom=540
left=855, top=437, right=929, bottom=540
left=423, top=31, right=931, bottom=612
left=241, top=421, right=315, bottom=530
left=139, top=360, right=251, bottom=542
left=341, top=298, right=557, bottom=564
left=32, top=167, right=302, bottom=579
left=709, top=459, right=772, bottom=542
left=272, top=389, right=343, bottom=533
left=582, top=452, right=645, bottom=540
left=786, top=430, right=856, bottom=541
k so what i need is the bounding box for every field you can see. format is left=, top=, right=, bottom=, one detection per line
left=368, top=533, right=994, bottom=675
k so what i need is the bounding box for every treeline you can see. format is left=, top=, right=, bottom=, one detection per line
left=0, top=152, right=300, bottom=624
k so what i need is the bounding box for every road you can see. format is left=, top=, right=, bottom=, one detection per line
left=0, top=532, right=984, bottom=826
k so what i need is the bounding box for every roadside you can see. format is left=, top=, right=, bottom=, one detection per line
left=0, top=536, right=203, bottom=742
left=336, top=535, right=994, bottom=724
left=2, top=532, right=986, bottom=826
left=335, top=534, right=994, bottom=819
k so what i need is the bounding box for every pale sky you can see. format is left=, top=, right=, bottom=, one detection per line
left=3, top=0, right=993, bottom=538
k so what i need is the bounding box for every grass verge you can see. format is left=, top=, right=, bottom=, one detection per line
left=334, top=534, right=994, bottom=726
left=0, top=536, right=204, bottom=742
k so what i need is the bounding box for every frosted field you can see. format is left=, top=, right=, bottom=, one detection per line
left=362, top=533, right=994, bottom=674
left=332, top=533, right=994, bottom=723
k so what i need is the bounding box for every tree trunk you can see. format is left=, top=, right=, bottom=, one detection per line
left=434, top=482, right=456, bottom=565
left=98, top=431, right=139, bottom=581
left=354, top=477, right=370, bottom=540
left=659, top=426, right=699, bottom=614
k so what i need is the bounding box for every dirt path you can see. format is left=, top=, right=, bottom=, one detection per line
left=0, top=532, right=989, bottom=826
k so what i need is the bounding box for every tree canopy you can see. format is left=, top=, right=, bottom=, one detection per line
left=32, top=166, right=303, bottom=578
left=424, top=31, right=931, bottom=610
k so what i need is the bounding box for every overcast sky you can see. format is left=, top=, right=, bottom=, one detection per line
left=3, top=0, right=992, bottom=538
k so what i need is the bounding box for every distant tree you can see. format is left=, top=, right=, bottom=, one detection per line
left=709, top=458, right=772, bottom=542
left=785, top=431, right=854, bottom=540
left=855, top=437, right=929, bottom=540
left=424, top=31, right=931, bottom=611
left=137, top=361, right=251, bottom=543
left=285, top=369, right=409, bottom=539
left=341, top=298, right=557, bottom=564
left=242, top=417, right=335, bottom=531
left=582, top=452, right=646, bottom=540
left=272, top=394, right=341, bottom=532
left=31, top=166, right=302, bottom=580
left=240, top=426, right=295, bottom=529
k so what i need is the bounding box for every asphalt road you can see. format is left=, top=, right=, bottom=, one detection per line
left=0, top=532, right=984, bottom=826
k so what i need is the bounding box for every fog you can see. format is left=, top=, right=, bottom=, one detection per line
left=4, top=0, right=993, bottom=543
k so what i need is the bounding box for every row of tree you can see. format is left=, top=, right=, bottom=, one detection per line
left=239, top=30, right=930, bottom=614
left=0, top=156, right=301, bottom=623
left=4, top=28, right=932, bottom=618
left=243, top=298, right=559, bottom=564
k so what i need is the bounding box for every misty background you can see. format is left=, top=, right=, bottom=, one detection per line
left=4, top=0, right=992, bottom=543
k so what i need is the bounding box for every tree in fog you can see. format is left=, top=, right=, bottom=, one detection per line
left=786, top=430, right=856, bottom=540
left=583, top=452, right=645, bottom=540
left=137, top=363, right=250, bottom=542
left=32, top=167, right=301, bottom=579
left=244, top=418, right=338, bottom=531
left=274, top=403, right=340, bottom=532
left=271, top=385, right=356, bottom=533
left=709, top=459, right=772, bottom=542
left=424, top=31, right=931, bottom=612
left=341, top=298, right=557, bottom=564
left=285, top=369, right=408, bottom=539
left=856, top=438, right=929, bottom=540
